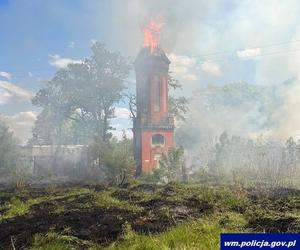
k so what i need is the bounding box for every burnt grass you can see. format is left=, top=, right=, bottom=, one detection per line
left=0, top=182, right=300, bottom=249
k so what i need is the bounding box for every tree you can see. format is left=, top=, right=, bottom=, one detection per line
left=284, top=137, right=299, bottom=182
left=100, top=132, right=135, bottom=185
left=0, top=119, right=19, bottom=175
left=168, top=74, right=188, bottom=121
left=158, top=147, right=185, bottom=182
left=175, top=81, right=278, bottom=152
left=31, top=42, right=131, bottom=145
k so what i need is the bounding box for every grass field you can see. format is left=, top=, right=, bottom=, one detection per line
left=0, top=182, right=299, bottom=249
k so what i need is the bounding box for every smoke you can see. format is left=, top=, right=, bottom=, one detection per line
left=272, top=24, right=300, bottom=141
left=126, top=0, right=300, bottom=145
left=273, top=81, right=300, bottom=141
left=98, top=0, right=300, bottom=155
left=2, top=0, right=300, bottom=185
left=4, top=0, right=300, bottom=149
left=175, top=82, right=273, bottom=150
left=134, top=0, right=220, bottom=53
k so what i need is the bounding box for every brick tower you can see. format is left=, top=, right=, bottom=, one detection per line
left=133, top=47, right=174, bottom=175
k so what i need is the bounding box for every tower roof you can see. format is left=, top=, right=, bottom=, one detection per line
left=135, top=47, right=170, bottom=73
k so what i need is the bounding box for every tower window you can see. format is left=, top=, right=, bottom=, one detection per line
left=153, top=75, right=160, bottom=112
left=152, top=134, right=165, bottom=146
left=142, top=77, right=149, bottom=113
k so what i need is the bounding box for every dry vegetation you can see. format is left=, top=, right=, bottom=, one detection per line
left=0, top=181, right=299, bottom=249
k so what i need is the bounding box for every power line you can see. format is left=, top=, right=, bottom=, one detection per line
left=190, top=38, right=300, bottom=59
left=196, top=47, right=300, bottom=64
left=4, top=38, right=300, bottom=82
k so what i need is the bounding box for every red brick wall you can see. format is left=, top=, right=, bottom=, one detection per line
left=141, top=130, right=174, bottom=173
left=149, top=75, right=169, bottom=124
left=134, top=50, right=174, bottom=175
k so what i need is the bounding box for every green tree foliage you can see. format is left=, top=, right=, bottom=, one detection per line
left=157, top=147, right=186, bottom=182
left=175, top=82, right=279, bottom=150
left=90, top=132, right=135, bottom=185
left=284, top=137, right=300, bottom=182
left=0, top=119, right=19, bottom=175
left=168, top=74, right=189, bottom=121
left=31, top=43, right=134, bottom=183
left=31, top=42, right=131, bottom=145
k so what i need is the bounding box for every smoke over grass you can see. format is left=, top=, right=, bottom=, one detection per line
left=2, top=1, right=300, bottom=185
left=120, top=1, right=300, bottom=148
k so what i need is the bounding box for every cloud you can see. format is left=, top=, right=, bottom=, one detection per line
left=168, top=53, right=197, bottom=80
left=168, top=54, right=196, bottom=68
left=68, top=41, right=75, bottom=48
left=28, top=72, right=42, bottom=82
left=184, top=74, right=198, bottom=81
left=111, top=107, right=132, bottom=139
left=90, top=38, right=97, bottom=45
left=0, top=90, right=13, bottom=104
left=237, top=48, right=261, bottom=60
left=0, top=81, right=33, bottom=104
left=114, top=107, right=131, bottom=119
left=200, top=61, right=221, bottom=76
left=111, top=128, right=133, bottom=140
left=49, top=54, right=83, bottom=69
left=2, top=111, right=38, bottom=144
left=0, top=71, right=12, bottom=80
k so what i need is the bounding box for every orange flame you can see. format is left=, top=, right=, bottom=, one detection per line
left=143, top=18, right=164, bottom=53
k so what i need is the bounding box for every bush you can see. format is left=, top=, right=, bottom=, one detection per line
left=87, top=135, right=135, bottom=185
left=159, top=147, right=186, bottom=183
left=0, top=119, right=19, bottom=177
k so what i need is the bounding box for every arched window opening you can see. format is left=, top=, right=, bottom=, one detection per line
left=152, top=134, right=165, bottom=146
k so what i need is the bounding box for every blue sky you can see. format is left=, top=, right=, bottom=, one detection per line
left=1, top=0, right=300, bottom=142
left=0, top=0, right=138, bottom=141
left=0, top=1, right=109, bottom=92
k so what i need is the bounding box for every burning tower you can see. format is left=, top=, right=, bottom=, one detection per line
left=133, top=20, right=174, bottom=175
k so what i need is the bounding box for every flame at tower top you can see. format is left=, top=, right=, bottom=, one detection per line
left=143, top=17, right=164, bottom=54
